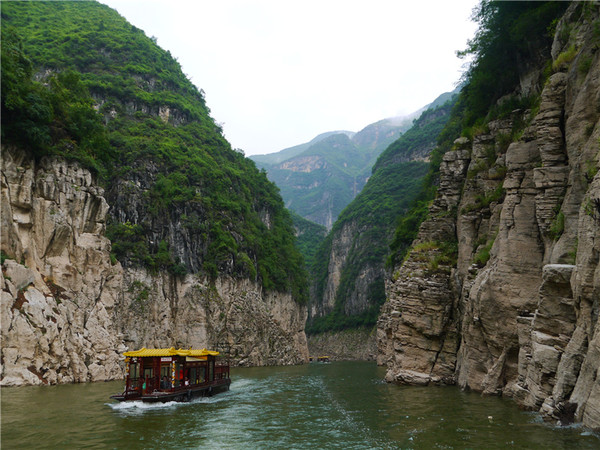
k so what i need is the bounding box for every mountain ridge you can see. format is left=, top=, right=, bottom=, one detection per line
left=250, top=89, right=459, bottom=228
left=1, top=0, right=310, bottom=386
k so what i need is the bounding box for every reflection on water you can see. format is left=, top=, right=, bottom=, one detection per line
left=2, top=361, right=599, bottom=449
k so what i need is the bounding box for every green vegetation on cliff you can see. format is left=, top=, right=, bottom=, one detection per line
left=310, top=0, right=570, bottom=333
left=290, top=212, right=327, bottom=271
left=307, top=98, right=455, bottom=334
left=458, top=0, right=569, bottom=126
left=389, top=0, right=569, bottom=268
left=1, top=1, right=307, bottom=302
left=251, top=117, right=414, bottom=228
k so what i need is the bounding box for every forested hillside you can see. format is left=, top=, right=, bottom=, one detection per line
left=1, top=1, right=307, bottom=302
left=307, top=97, right=457, bottom=334
left=290, top=211, right=327, bottom=271
left=251, top=115, right=416, bottom=228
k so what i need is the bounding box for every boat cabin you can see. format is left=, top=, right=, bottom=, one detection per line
left=111, top=347, right=230, bottom=402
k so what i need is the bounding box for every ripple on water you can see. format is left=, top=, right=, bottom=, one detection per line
left=3, top=362, right=600, bottom=449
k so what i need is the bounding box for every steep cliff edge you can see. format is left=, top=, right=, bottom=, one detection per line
left=0, top=1, right=309, bottom=386
left=1, top=146, right=308, bottom=385
left=307, top=98, right=455, bottom=337
left=1, top=147, right=124, bottom=384
left=378, top=2, right=600, bottom=428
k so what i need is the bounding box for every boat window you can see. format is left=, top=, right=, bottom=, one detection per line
left=160, top=364, right=171, bottom=388
left=130, top=363, right=139, bottom=379
left=144, top=367, right=153, bottom=379
left=189, top=368, right=197, bottom=385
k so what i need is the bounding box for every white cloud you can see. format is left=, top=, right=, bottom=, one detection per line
left=100, top=0, right=479, bottom=155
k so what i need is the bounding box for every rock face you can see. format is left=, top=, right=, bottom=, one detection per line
left=1, top=147, right=124, bottom=385
left=116, top=269, right=308, bottom=367
left=378, top=144, right=470, bottom=386
left=1, top=146, right=309, bottom=386
left=307, top=328, right=377, bottom=361
left=378, top=4, right=600, bottom=429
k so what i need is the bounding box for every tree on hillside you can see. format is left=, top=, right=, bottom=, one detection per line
left=458, top=0, right=569, bottom=125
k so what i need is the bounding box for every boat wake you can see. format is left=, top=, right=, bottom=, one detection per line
left=108, top=400, right=181, bottom=412
left=107, top=391, right=232, bottom=413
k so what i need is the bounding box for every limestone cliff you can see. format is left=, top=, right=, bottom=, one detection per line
left=378, top=3, right=600, bottom=429
left=1, top=147, right=124, bottom=384
left=307, top=98, right=454, bottom=337
left=1, top=146, right=308, bottom=386
left=307, top=328, right=377, bottom=361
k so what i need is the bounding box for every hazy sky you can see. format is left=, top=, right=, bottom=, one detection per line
left=100, top=0, right=479, bottom=156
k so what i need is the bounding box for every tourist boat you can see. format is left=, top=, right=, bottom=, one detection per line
left=110, top=347, right=231, bottom=403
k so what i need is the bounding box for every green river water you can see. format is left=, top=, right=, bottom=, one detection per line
left=2, top=361, right=599, bottom=449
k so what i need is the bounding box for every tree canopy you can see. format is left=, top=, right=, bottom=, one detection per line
left=1, top=1, right=307, bottom=303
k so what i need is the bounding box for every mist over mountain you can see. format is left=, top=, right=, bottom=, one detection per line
left=250, top=111, right=423, bottom=228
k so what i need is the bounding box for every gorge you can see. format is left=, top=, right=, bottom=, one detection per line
left=1, top=0, right=600, bottom=434
left=377, top=1, right=600, bottom=430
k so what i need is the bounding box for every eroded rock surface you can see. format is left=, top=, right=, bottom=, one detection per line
left=1, top=146, right=309, bottom=385
left=1, top=147, right=124, bottom=384
left=378, top=4, right=600, bottom=429
left=307, top=328, right=377, bottom=361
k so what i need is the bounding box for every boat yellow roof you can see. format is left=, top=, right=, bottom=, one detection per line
left=123, top=347, right=220, bottom=358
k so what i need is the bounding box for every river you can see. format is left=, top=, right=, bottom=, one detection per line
left=2, top=361, right=598, bottom=449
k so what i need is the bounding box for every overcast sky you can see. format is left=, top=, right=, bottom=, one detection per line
left=100, top=0, right=479, bottom=156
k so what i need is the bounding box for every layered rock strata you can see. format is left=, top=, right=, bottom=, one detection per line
left=1, top=147, right=124, bottom=384
left=377, top=143, right=470, bottom=385
left=378, top=4, right=600, bottom=429
left=116, top=269, right=308, bottom=367
left=1, top=146, right=309, bottom=386
left=307, top=328, right=377, bottom=361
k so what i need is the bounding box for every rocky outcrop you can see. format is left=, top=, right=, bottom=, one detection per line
left=378, top=3, right=600, bottom=429
left=278, top=156, right=328, bottom=173
left=1, top=147, right=125, bottom=385
left=116, top=269, right=308, bottom=367
left=307, top=328, right=377, bottom=361
left=1, top=146, right=309, bottom=386
left=377, top=143, right=470, bottom=386
left=311, top=221, right=362, bottom=318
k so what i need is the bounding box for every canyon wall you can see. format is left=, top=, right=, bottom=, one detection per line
left=307, top=102, right=453, bottom=334
left=378, top=3, right=600, bottom=429
left=307, top=328, right=377, bottom=361
left=1, top=146, right=308, bottom=386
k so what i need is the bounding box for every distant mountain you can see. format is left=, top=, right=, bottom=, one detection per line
left=251, top=130, right=355, bottom=166
left=250, top=112, right=420, bottom=228
left=307, top=94, right=458, bottom=333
